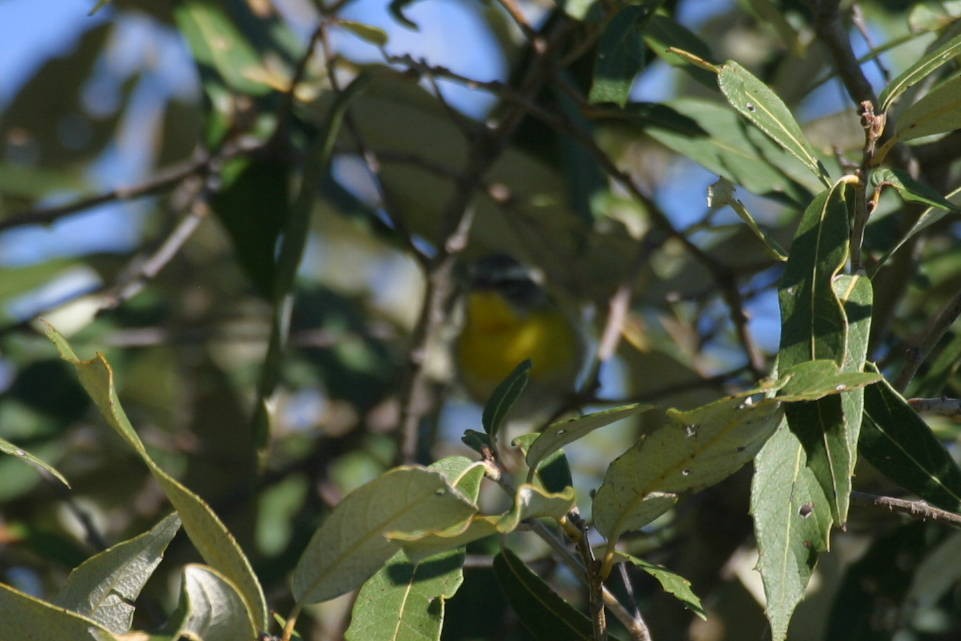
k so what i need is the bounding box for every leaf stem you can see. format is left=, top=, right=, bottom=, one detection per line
left=281, top=604, right=302, bottom=641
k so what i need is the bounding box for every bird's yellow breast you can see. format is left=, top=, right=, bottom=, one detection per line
left=455, top=291, right=582, bottom=403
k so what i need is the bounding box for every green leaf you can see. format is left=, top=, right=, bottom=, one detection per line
left=708, top=177, right=788, bottom=261
left=592, top=392, right=783, bottom=539
left=169, top=565, right=258, bottom=641
left=875, top=183, right=961, bottom=270
left=778, top=180, right=851, bottom=370
left=211, top=157, right=291, bottom=299
left=41, top=323, right=269, bottom=633
left=871, top=166, right=959, bottom=211
left=493, top=548, right=595, bottom=641
left=0, top=436, right=70, bottom=488
left=894, top=73, right=961, bottom=141
left=524, top=403, right=652, bottom=473
left=54, top=513, right=181, bottom=634
left=343, top=456, right=486, bottom=640
left=174, top=1, right=273, bottom=97
left=345, top=548, right=464, bottom=641
left=393, top=483, right=576, bottom=561
left=481, top=359, right=531, bottom=438
left=642, top=99, right=817, bottom=205
left=338, top=19, right=389, bottom=47
left=252, top=74, right=370, bottom=460
left=775, top=360, right=880, bottom=402
left=860, top=365, right=961, bottom=510
left=614, top=552, right=705, bottom=619
left=0, top=582, right=117, bottom=641
left=87, top=0, right=111, bottom=15
left=879, top=29, right=961, bottom=112
left=750, top=418, right=833, bottom=641
left=290, top=467, right=477, bottom=605
left=388, top=0, right=420, bottom=29
left=718, top=61, right=830, bottom=185
left=461, top=429, right=493, bottom=456
left=589, top=5, right=652, bottom=107
left=642, top=13, right=718, bottom=89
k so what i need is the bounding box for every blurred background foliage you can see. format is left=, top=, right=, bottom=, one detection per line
left=2, top=0, right=961, bottom=639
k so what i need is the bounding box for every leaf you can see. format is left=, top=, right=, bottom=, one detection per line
left=481, top=359, right=531, bottom=438
left=338, top=19, right=389, bottom=47
left=54, top=513, right=181, bottom=634
left=642, top=99, right=817, bottom=205
left=41, top=323, right=269, bottom=633
left=750, top=418, right=833, bottom=641
left=87, top=0, right=111, bottom=15
left=388, top=0, right=420, bottom=29
left=871, top=166, right=959, bottom=211
left=343, top=457, right=486, bottom=640
left=169, top=565, right=258, bottom=641
left=524, top=403, right=652, bottom=473
left=0, top=436, right=70, bottom=488
left=614, top=552, right=705, bottom=619
left=173, top=1, right=273, bottom=97
left=492, top=548, right=595, bottom=641
left=707, top=177, right=788, bottom=261
left=775, top=360, right=880, bottom=402
left=879, top=29, right=961, bottom=112
left=875, top=183, right=961, bottom=270
left=592, top=392, right=783, bottom=540
left=893, top=73, right=961, bottom=141
left=210, top=157, right=291, bottom=299
left=393, top=483, right=576, bottom=561
left=345, top=548, right=464, bottom=641
left=718, top=60, right=830, bottom=185
left=777, top=180, right=851, bottom=371
left=0, top=582, right=117, bottom=641
left=252, top=74, right=370, bottom=460
left=642, top=13, right=718, bottom=89
left=860, top=365, right=961, bottom=510
left=461, top=429, right=493, bottom=456
left=589, top=5, right=652, bottom=107
left=290, top=467, right=477, bottom=605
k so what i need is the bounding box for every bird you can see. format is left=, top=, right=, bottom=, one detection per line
left=454, top=254, right=587, bottom=418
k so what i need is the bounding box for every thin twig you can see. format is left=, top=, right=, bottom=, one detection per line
left=852, top=491, right=961, bottom=528
left=850, top=3, right=890, bottom=83
left=909, top=397, right=961, bottom=418
left=0, top=151, right=211, bottom=233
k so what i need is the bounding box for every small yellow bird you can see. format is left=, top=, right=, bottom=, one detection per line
left=455, top=254, right=587, bottom=416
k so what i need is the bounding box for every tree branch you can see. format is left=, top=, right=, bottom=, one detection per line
left=852, top=491, right=961, bottom=528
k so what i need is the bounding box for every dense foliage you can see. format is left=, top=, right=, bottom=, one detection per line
left=3, top=1, right=961, bottom=640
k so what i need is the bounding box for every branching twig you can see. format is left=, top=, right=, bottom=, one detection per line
left=852, top=491, right=961, bottom=528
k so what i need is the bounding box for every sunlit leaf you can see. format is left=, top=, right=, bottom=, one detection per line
left=0, top=436, right=70, bottom=488
left=894, top=73, right=961, bottom=141
left=0, top=582, right=118, bottom=641
left=169, top=565, right=258, bottom=641
left=871, top=167, right=959, bottom=211
left=875, top=183, right=961, bottom=270
left=775, top=360, right=879, bottom=402
left=338, top=19, right=389, bottom=47
left=393, top=483, right=575, bottom=561
left=42, top=323, right=269, bottom=633
left=643, top=13, right=718, bottom=88
left=879, top=29, right=961, bottom=111
left=718, top=60, right=830, bottom=185
left=290, top=467, right=477, bottom=605
left=524, top=403, right=651, bottom=473
left=593, top=393, right=782, bottom=539
left=55, top=513, right=181, bottom=633
left=750, top=418, right=832, bottom=641
left=614, top=552, right=705, bottom=619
